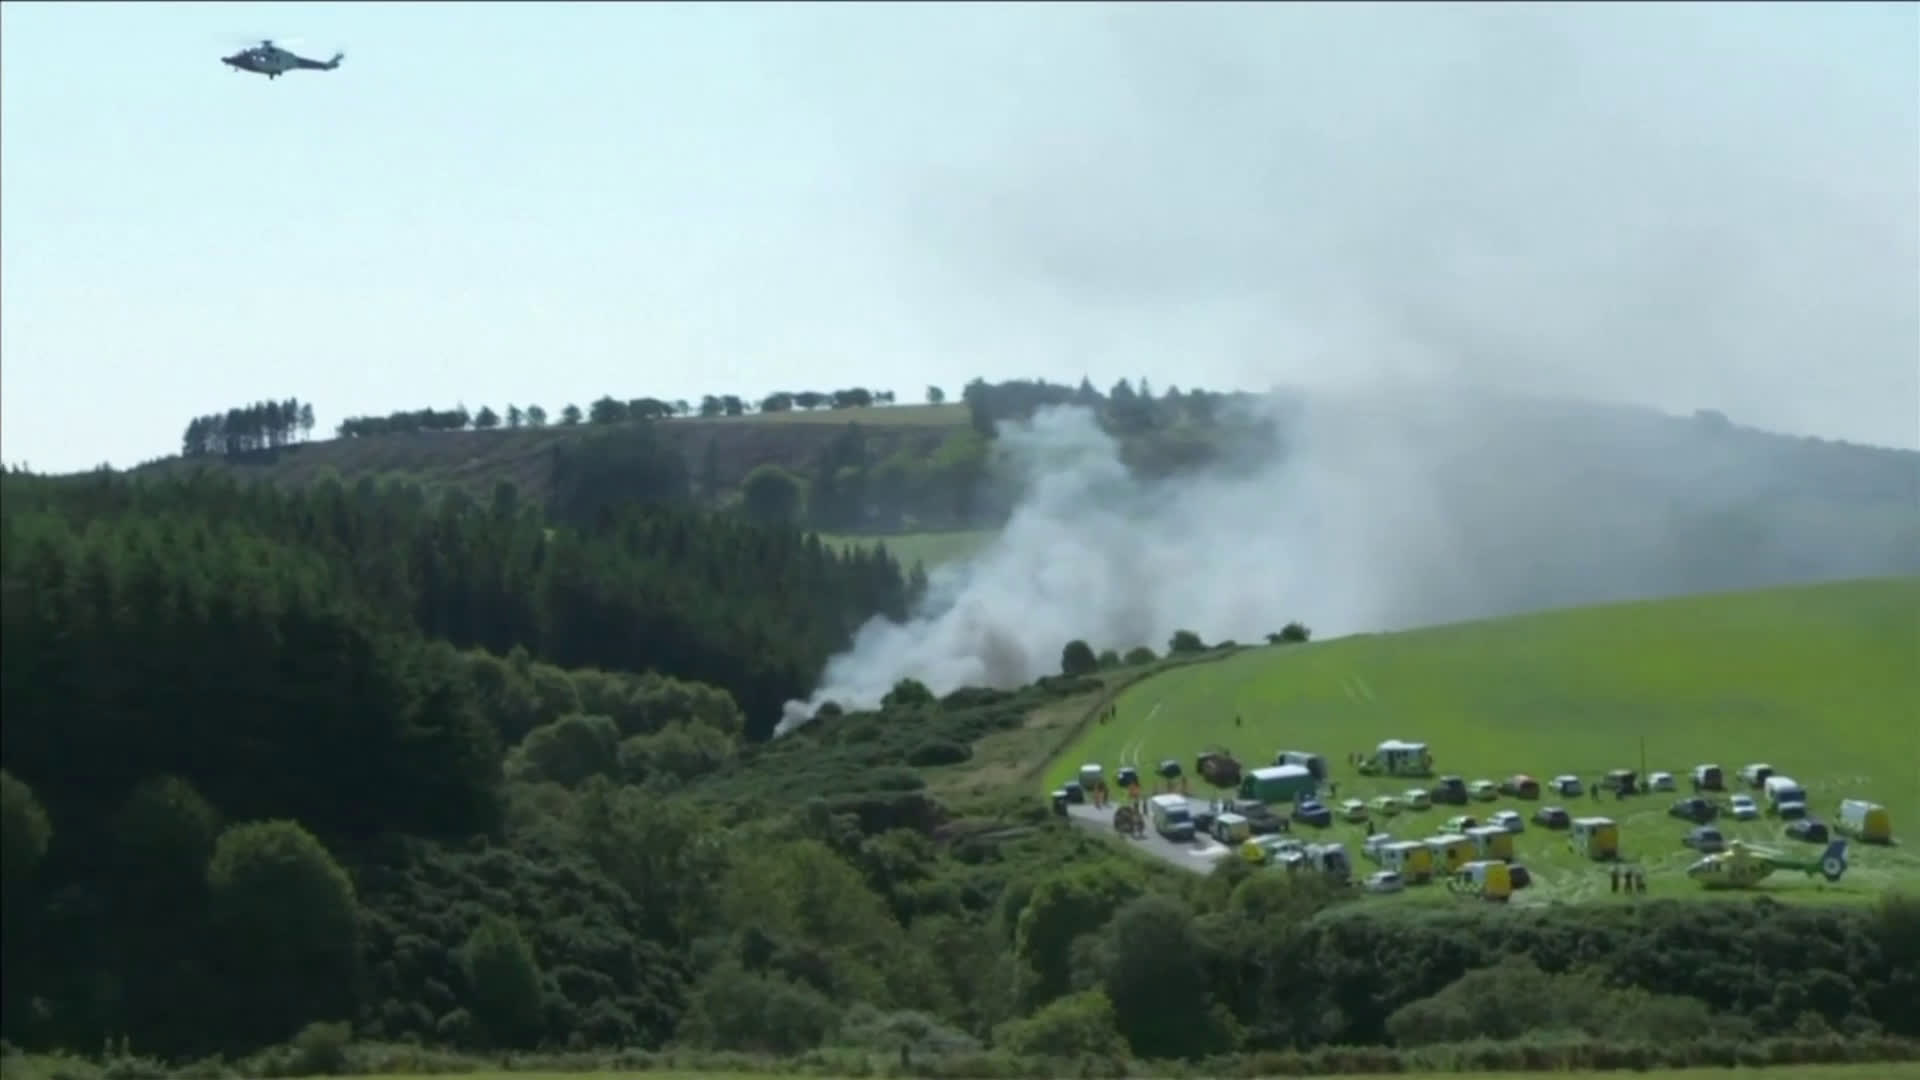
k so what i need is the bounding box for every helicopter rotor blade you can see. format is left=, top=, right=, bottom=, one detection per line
left=222, top=33, right=306, bottom=50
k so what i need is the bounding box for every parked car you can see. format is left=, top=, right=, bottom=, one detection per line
left=1500, top=774, right=1542, bottom=799
left=1402, top=788, right=1432, bottom=810
left=1369, top=795, right=1404, bottom=818
left=1669, top=796, right=1719, bottom=824
left=1292, top=799, right=1333, bottom=828
left=1491, top=809, right=1525, bottom=834
left=1685, top=825, right=1727, bottom=853
left=1534, top=805, right=1572, bottom=829
left=1364, top=870, right=1405, bottom=894
left=1786, top=818, right=1831, bottom=844
left=1241, top=834, right=1300, bottom=865
left=1649, top=771, right=1677, bottom=792
left=1339, top=798, right=1370, bottom=823
left=1551, top=775, right=1584, bottom=797
left=1740, top=763, right=1775, bottom=789
left=1691, top=763, right=1726, bottom=792
left=1239, top=803, right=1287, bottom=835
left=1601, top=769, right=1640, bottom=796
left=1431, top=776, right=1469, bottom=805
left=1469, top=780, right=1499, bottom=802
left=1730, top=794, right=1759, bottom=821
left=1444, top=814, right=1479, bottom=833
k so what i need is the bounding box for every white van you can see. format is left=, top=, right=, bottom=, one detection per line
left=1149, top=794, right=1195, bottom=841
left=1763, top=775, right=1807, bottom=817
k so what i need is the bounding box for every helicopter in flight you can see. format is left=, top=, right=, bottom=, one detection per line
left=221, top=40, right=344, bottom=79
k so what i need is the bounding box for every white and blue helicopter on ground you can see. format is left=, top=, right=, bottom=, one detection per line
left=221, top=39, right=343, bottom=80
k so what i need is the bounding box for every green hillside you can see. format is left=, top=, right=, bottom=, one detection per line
left=138, top=403, right=973, bottom=507
left=1050, top=578, right=1920, bottom=902
left=817, top=528, right=996, bottom=570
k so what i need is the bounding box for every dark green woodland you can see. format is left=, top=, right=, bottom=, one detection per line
left=4, top=378, right=1919, bottom=1075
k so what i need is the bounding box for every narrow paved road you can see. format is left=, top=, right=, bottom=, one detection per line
left=1064, top=801, right=1234, bottom=875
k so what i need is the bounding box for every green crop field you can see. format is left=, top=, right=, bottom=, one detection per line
left=1048, top=577, right=1920, bottom=903
left=818, top=529, right=997, bottom=570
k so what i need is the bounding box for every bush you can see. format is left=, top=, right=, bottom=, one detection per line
left=205, top=821, right=362, bottom=1048
left=1167, top=630, right=1207, bottom=655
left=993, top=990, right=1129, bottom=1060
left=907, top=741, right=972, bottom=767
left=884, top=679, right=936, bottom=710
left=1059, top=641, right=1099, bottom=677
left=461, top=916, right=545, bottom=1048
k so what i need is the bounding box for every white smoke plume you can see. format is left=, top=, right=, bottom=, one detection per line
left=770, top=1, right=1919, bottom=735
left=777, top=383, right=1919, bottom=734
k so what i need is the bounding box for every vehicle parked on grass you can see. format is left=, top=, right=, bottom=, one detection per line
left=1240, top=833, right=1301, bottom=865
left=1491, top=809, right=1524, bottom=834
left=1649, top=771, right=1676, bottom=792
left=1292, top=799, right=1333, bottom=828
left=1551, top=774, right=1584, bottom=797
left=1444, top=813, right=1479, bottom=833
left=1274, top=750, right=1330, bottom=780
left=1241, top=764, right=1317, bottom=804
left=1500, top=774, right=1541, bottom=799
left=1786, top=818, right=1831, bottom=844
left=1469, top=779, right=1498, bottom=802
left=1362, top=832, right=1397, bottom=860
left=1364, top=870, right=1406, bottom=894
left=1764, top=775, right=1808, bottom=819
left=1231, top=799, right=1288, bottom=835
left=1837, top=799, right=1893, bottom=843
left=1378, top=839, right=1436, bottom=882
left=1308, top=842, right=1353, bottom=881
left=1358, top=739, right=1434, bottom=777
left=1466, top=824, right=1515, bottom=861
left=1369, top=794, right=1404, bottom=818
left=1730, top=794, right=1759, bottom=821
left=1431, top=775, right=1470, bottom=805
left=1403, top=788, right=1433, bottom=810
left=1740, top=762, right=1775, bottom=789
left=1570, top=817, right=1620, bottom=860
left=1534, top=805, right=1572, bottom=829
left=1339, top=798, right=1370, bottom=823
left=1670, top=796, right=1719, bottom=824
left=1691, top=763, right=1725, bottom=792
left=1601, top=769, right=1640, bottom=796
left=1685, top=825, right=1727, bottom=853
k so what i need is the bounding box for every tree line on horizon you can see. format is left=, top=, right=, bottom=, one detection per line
left=176, top=377, right=1248, bottom=458
left=327, top=388, right=907, bottom=442
left=180, top=399, right=317, bottom=457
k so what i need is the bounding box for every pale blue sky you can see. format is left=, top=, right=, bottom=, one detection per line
left=4, top=1, right=1916, bottom=472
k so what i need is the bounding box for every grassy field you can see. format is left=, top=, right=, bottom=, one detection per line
left=1047, top=577, right=1920, bottom=904
left=817, top=529, right=997, bottom=570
